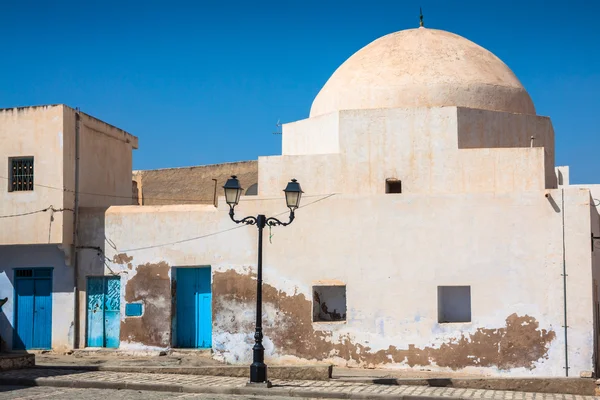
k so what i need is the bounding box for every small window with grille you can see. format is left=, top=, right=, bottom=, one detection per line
left=9, top=157, right=34, bottom=192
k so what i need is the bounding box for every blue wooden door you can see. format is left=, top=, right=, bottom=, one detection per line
left=32, top=279, right=52, bottom=349
left=87, top=277, right=105, bottom=347
left=87, top=276, right=120, bottom=348
left=14, top=268, right=53, bottom=350
left=196, top=268, right=212, bottom=348
left=104, top=277, right=121, bottom=348
left=176, top=268, right=211, bottom=348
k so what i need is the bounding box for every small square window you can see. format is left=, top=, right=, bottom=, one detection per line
left=313, top=285, right=346, bottom=322
left=9, top=157, right=34, bottom=192
left=386, top=178, right=401, bottom=194
left=438, top=286, right=471, bottom=323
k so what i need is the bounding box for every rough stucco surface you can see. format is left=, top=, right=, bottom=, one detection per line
left=0, top=105, right=137, bottom=246
left=213, top=269, right=555, bottom=370
left=133, top=161, right=257, bottom=206
left=104, top=187, right=597, bottom=377
left=310, top=28, right=535, bottom=118
left=118, top=258, right=171, bottom=348
left=263, top=107, right=553, bottom=197
left=0, top=105, right=66, bottom=245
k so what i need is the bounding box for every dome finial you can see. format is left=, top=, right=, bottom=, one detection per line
left=419, top=7, right=424, bottom=27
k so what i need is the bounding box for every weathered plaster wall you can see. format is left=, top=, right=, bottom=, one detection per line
left=282, top=112, right=339, bottom=156
left=0, top=105, right=137, bottom=247
left=0, top=106, right=66, bottom=245
left=570, top=185, right=600, bottom=214
left=456, top=108, right=556, bottom=189
left=103, top=187, right=595, bottom=376
left=261, top=107, right=553, bottom=197
left=0, top=245, right=74, bottom=351
left=62, top=107, right=138, bottom=209
left=76, top=208, right=110, bottom=348
left=133, top=161, right=257, bottom=206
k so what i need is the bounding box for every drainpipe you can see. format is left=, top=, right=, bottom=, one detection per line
left=561, top=188, right=569, bottom=376
left=72, top=109, right=81, bottom=349
left=212, top=178, right=218, bottom=207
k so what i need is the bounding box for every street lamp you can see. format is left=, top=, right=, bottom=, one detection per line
left=223, top=175, right=303, bottom=386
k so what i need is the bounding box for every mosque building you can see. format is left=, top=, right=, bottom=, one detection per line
left=1, top=23, right=599, bottom=377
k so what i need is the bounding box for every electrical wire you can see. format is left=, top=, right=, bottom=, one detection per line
left=114, top=193, right=337, bottom=253
left=0, top=175, right=330, bottom=204
left=0, top=206, right=73, bottom=219
left=0, top=176, right=213, bottom=203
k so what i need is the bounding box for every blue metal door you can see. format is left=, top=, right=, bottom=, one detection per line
left=176, top=268, right=211, bottom=348
left=13, top=268, right=53, bottom=350
left=87, top=276, right=120, bottom=348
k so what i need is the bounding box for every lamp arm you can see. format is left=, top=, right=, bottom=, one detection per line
left=229, top=206, right=258, bottom=226
left=266, top=210, right=295, bottom=227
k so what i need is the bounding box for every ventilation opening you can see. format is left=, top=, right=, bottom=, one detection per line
left=438, top=286, right=471, bottom=323
left=313, top=285, right=346, bottom=322
left=245, top=183, right=258, bottom=196
left=385, top=179, right=402, bottom=194
left=15, top=269, right=33, bottom=278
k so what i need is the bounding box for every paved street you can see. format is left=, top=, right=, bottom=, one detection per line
left=0, top=368, right=598, bottom=400
left=0, top=386, right=316, bottom=399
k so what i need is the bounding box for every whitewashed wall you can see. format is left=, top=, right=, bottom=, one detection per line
left=103, top=186, right=596, bottom=377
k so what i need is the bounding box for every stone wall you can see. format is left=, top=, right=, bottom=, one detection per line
left=133, top=161, right=258, bottom=206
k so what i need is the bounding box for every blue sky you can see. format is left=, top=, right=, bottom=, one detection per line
left=1, top=1, right=598, bottom=183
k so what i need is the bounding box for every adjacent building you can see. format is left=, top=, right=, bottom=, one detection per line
left=2, top=25, right=600, bottom=378
left=0, top=104, right=137, bottom=351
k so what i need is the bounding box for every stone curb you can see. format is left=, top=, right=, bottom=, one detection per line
left=334, top=377, right=596, bottom=396
left=34, top=366, right=597, bottom=396
left=0, top=377, right=462, bottom=400
left=37, top=364, right=333, bottom=381
left=0, top=354, right=35, bottom=371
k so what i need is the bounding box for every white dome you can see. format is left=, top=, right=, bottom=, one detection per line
left=310, top=28, right=535, bottom=117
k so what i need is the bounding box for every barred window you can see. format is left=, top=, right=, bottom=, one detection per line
left=9, top=157, right=34, bottom=192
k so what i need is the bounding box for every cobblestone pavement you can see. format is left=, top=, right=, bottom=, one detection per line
left=0, top=368, right=598, bottom=400
left=0, top=386, right=313, bottom=400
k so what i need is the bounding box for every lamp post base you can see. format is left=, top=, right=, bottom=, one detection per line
left=250, top=362, right=268, bottom=384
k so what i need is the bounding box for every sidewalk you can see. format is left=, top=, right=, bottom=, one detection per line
left=0, top=368, right=597, bottom=400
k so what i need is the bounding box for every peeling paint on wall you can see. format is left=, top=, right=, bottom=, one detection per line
left=213, top=269, right=556, bottom=370
left=113, top=253, right=134, bottom=270
left=121, top=261, right=171, bottom=347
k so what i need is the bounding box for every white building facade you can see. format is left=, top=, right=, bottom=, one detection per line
left=97, top=27, right=600, bottom=377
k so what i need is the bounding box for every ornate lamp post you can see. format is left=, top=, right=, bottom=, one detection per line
left=223, top=176, right=303, bottom=386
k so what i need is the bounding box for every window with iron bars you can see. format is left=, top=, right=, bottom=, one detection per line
left=9, top=157, right=34, bottom=192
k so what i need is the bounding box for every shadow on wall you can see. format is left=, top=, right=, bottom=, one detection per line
left=77, top=208, right=112, bottom=349
left=0, top=300, right=10, bottom=352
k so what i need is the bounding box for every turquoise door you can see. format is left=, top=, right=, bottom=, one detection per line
left=176, top=268, right=212, bottom=348
left=13, top=268, right=53, bottom=350
left=87, top=276, right=120, bottom=348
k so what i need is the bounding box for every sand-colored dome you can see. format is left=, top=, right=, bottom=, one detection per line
left=310, top=27, right=535, bottom=117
